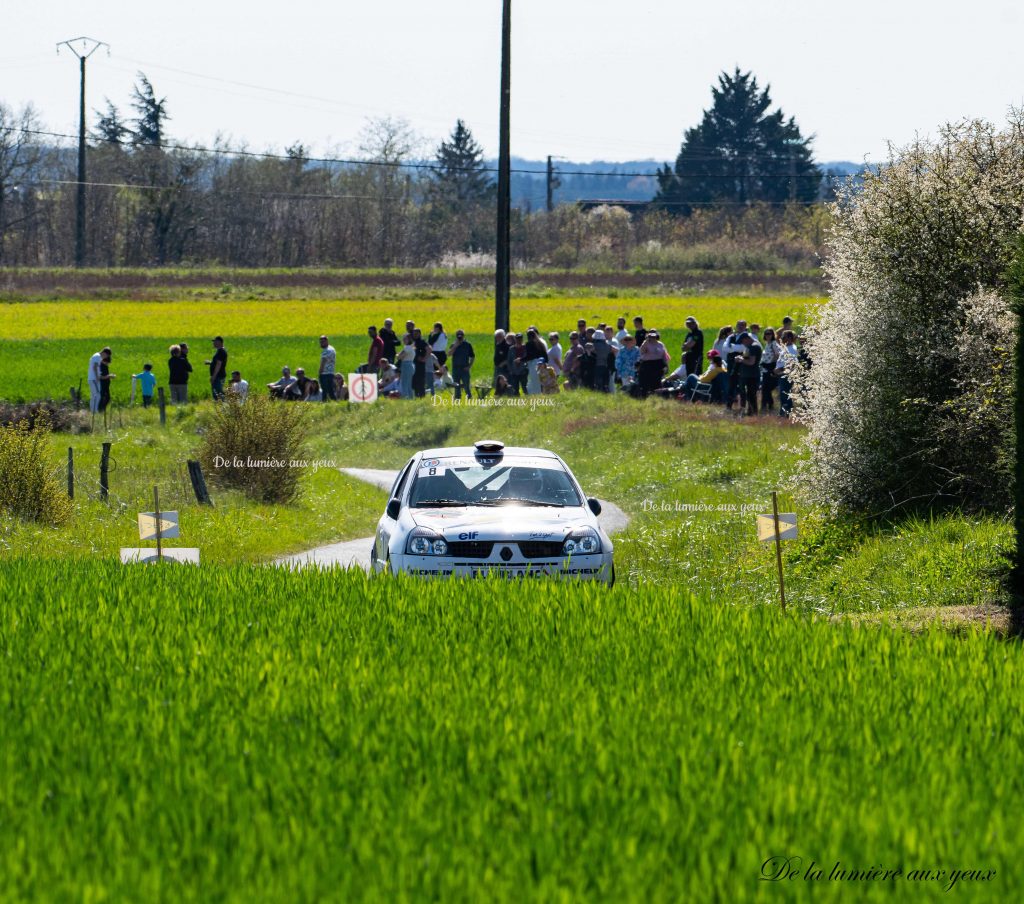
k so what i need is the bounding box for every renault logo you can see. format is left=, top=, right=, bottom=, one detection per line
left=500, top=546, right=513, bottom=561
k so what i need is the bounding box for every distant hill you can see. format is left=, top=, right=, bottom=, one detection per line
left=491, top=158, right=873, bottom=208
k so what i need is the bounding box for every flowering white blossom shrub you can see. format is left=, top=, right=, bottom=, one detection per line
left=797, top=116, right=1024, bottom=514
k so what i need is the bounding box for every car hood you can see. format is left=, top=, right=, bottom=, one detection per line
left=411, top=506, right=592, bottom=539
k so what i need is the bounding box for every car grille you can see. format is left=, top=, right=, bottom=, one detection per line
left=446, top=541, right=494, bottom=558
left=517, top=541, right=565, bottom=559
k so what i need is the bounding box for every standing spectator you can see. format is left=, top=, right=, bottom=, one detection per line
left=576, top=318, right=587, bottom=338
left=168, top=345, right=192, bottom=405
left=749, top=323, right=762, bottom=343
left=379, top=318, right=399, bottom=365
left=562, top=332, right=583, bottom=389
left=507, top=333, right=528, bottom=395
left=428, top=322, right=448, bottom=366
left=579, top=342, right=596, bottom=389
left=132, top=363, right=157, bottom=408
left=759, top=328, right=783, bottom=412
left=781, top=316, right=794, bottom=335
left=449, top=330, right=475, bottom=400
left=228, top=370, right=249, bottom=401
left=412, top=328, right=430, bottom=398
left=725, top=321, right=748, bottom=409
left=366, top=326, right=385, bottom=374
left=493, top=329, right=509, bottom=388
left=397, top=335, right=416, bottom=399
left=737, top=332, right=763, bottom=415
left=206, top=337, right=228, bottom=400
left=637, top=331, right=667, bottom=396
left=615, top=334, right=639, bottom=387
left=87, top=348, right=106, bottom=414
left=591, top=330, right=614, bottom=393
left=632, top=316, right=647, bottom=347
left=683, top=317, right=704, bottom=376
left=318, top=335, right=337, bottom=401
left=524, top=329, right=548, bottom=395
left=713, top=325, right=733, bottom=360
left=97, top=348, right=115, bottom=412
left=614, top=317, right=629, bottom=344
left=777, top=330, right=799, bottom=416
left=603, top=326, right=619, bottom=391
left=547, top=332, right=563, bottom=374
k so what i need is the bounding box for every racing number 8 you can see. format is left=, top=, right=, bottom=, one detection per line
left=429, top=467, right=437, bottom=475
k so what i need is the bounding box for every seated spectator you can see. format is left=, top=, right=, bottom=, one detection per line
left=378, top=358, right=398, bottom=386
left=304, top=379, right=323, bottom=402
left=378, top=359, right=401, bottom=395
left=539, top=363, right=560, bottom=394
left=494, top=373, right=516, bottom=397
left=289, top=367, right=311, bottom=400
left=334, top=373, right=349, bottom=401
left=267, top=366, right=297, bottom=399
left=228, top=370, right=249, bottom=401
left=681, top=350, right=727, bottom=401
left=434, top=364, right=455, bottom=393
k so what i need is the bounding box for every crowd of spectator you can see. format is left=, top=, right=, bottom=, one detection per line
left=85, top=313, right=807, bottom=417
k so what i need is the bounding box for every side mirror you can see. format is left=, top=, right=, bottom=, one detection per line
left=587, top=498, right=602, bottom=516
left=386, top=499, right=401, bottom=520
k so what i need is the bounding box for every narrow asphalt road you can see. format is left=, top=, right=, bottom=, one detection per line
left=276, top=468, right=629, bottom=571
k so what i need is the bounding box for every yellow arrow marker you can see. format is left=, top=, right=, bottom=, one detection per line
left=756, top=512, right=798, bottom=543
left=138, top=511, right=180, bottom=541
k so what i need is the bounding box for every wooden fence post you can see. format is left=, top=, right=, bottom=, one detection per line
left=187, top=459, right=213, bottom=506
left=67, top=447, right=74, bottom=499
left=99, top=442, right=111, bottom=502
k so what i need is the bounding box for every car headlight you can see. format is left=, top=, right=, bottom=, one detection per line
left=563, top=529, right=601, bottom=555
left=407, top=528, right=449, bottom=556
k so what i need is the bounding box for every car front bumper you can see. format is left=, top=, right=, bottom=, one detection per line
left=390, top=552, right=614, bottom=583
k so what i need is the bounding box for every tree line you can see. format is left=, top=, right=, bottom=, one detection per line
left=0, top=68, right=830, bottom=268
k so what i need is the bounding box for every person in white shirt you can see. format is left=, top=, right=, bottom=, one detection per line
left=713, top=325, right=733, bottom=360
left=318, top=335, right=337, bottom=401
left=614, top=317, right=629, bottom=345
left=434, top=364, right=455, bottom=393
left=228, top=370, right=249, bottom=401
left=429, top=323, right=448, bottom=366
left=547, top=333, right=563, bottom=374
left=87, top=348, right=107, bottom=414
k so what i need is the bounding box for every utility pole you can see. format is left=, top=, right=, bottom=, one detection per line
left=546, top=155, right=562, bottom=213
left=57, top=37, right=109, bottom=268
left=494, top=0, right=511, bottom=332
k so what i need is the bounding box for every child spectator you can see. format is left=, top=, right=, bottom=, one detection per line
left=132, top=363, right=157, bottom=408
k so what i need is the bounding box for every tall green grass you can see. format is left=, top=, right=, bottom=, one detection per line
left=1, top=561, right=1021, bottom=901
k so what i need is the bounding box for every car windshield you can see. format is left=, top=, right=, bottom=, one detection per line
left=409, top=457, right=582, bottom=508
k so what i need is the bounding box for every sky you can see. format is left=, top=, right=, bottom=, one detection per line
left=7, top=0, right=1024, bottom=165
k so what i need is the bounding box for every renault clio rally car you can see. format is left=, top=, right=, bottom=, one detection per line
left=371, top=440, right=614, bottom=583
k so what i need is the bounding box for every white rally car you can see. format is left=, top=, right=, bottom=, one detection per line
left=371, top=440, right=614, bottom=583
